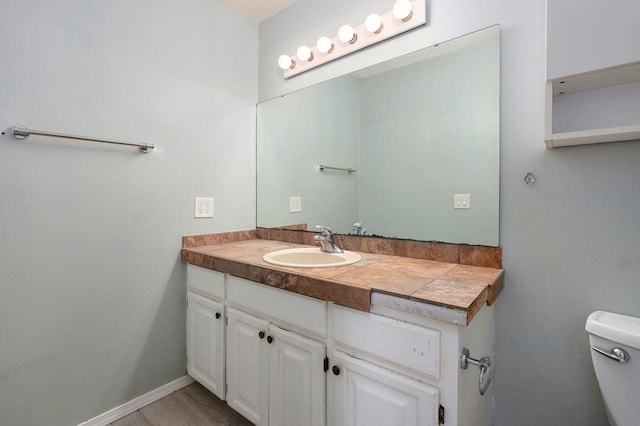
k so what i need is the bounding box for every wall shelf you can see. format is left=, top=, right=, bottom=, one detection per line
left=545, top=61, right=640, bottom=148
left=545, top=124, right=640, bottom=149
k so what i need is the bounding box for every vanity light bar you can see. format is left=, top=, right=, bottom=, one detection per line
left=278, top=0, right=427, bottom=79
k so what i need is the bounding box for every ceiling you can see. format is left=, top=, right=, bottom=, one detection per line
left=219, top=0, right=296, bottom=22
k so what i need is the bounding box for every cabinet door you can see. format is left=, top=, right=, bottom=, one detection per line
left=187, top=291, right=225, bottom=400
left=331, top=351, right=439, bottom=426
left=268, top=324, right=325, bottom=426
left=226, top=308, right=270, bottom=426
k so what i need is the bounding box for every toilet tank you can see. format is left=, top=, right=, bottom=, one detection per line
left=586, top=310, right=640, bottom=426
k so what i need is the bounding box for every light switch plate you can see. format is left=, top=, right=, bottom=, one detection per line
left=289, top=196, right=302, bottom=213
left=454, top=193, right=471, bottom=209
left=194, top=197, right=214, bottom=218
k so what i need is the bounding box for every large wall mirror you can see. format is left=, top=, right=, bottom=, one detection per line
left=257, top=26, right=500, bottom=247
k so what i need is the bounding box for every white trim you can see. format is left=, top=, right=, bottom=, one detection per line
left=77, top=375, right=195, bottom=426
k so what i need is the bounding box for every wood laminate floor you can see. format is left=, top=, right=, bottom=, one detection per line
left=108, top=382, right=253, bottom=426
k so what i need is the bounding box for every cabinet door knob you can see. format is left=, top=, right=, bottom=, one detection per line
left=258, top=331, right=265, bottom=339
left=215, top=312, right=221, bottom=319
left=332, top=365, right=341, bottom=376
left=267, top=336, right=274, bottom=344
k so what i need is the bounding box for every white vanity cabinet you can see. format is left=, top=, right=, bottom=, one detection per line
left=268, top=321, right=325, bottom=426
left=331, top=304, right=494, bottom=426
left=226, top=276, right=327, bottom=426
left=331, top=351, right=440, bottom=426
left=225, top=308, right=269, bottom=424
left=225, top=308, right=326, bottom=426
left=186, top=292, right=225, bottom=399
left=186, top=266, right=226, bottom=400
left=185, top=264, right=494, bottom=426
left=330, top=306, right=441, bottom=426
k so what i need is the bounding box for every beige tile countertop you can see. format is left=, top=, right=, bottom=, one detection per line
left=181, top=230, right=504, bottom=326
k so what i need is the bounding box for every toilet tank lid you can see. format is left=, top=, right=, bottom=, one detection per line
left=586, top=311, right=640, bottom=350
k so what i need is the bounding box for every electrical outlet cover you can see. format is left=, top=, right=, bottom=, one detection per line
left=454, top=193, right=471, bottom=209
left=195, top=197, right=214, bottom=218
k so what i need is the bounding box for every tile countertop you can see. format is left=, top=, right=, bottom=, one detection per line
left=181, top=233, right=504, bottom=326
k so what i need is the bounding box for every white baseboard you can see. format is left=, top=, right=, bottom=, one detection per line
left=77, top=375, right=195, bottom=426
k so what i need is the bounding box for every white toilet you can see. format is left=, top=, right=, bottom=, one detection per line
left=585, top=310, right=640, bottom=426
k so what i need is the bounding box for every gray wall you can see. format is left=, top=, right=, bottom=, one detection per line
left=0, top=1, right=256, bottom=425
left=260, top=0, right=640, bottom=425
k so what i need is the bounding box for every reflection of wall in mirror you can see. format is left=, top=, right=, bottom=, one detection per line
left=257, top=30, right=500, bottom=246
left=359, top=36, right=499, bottom=246
left=257, top=76, right=360, bottom=232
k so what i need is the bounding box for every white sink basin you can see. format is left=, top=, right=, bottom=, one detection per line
left=262, top=247, right=361, bottom=268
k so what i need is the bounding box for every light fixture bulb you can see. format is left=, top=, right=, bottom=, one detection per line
left=338, top=24, right=357, bottom=44
left=316, top=36, right=334, bottom=54
left=393, top=0, right=413, bottom=22
left=296, top=45, right=313, bottom=62
left=365, top=14, right=383, bottom=34
left=278, top=54, right=295, bottom=70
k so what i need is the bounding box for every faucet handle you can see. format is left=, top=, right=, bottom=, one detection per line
left=315, top=225, right=332, bottom=235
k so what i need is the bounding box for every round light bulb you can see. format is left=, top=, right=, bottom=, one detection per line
left=393, top=0, right=413, bottom=22
left=338, top=24, right=357, bottom=44
left=365, top=14, right=383, bottom=34
left=278, top=55, right=294, bottom=70
left=296, top=45, right=313, bottom=62
left=316, top=36, right=334, bottom=54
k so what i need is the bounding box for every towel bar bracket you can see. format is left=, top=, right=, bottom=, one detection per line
left=11, top=126, right=29, bottom=140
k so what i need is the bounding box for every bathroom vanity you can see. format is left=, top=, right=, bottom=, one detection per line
left=211, top=22, right=505, bottom=426
left=182, top=230, right=503, bottom=426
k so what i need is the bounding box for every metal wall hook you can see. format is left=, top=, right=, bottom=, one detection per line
left=524, top=172, right=536, bottom=186
left=460, top=348, right=494, bottom=395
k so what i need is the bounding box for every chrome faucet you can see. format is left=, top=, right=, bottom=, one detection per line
left=314, top=225, right=344, bottom=253
left=352, top=221, right=367, bottom=236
